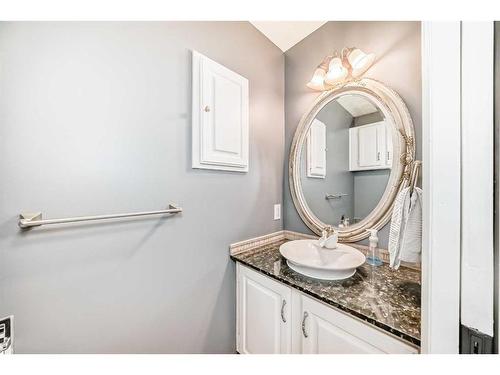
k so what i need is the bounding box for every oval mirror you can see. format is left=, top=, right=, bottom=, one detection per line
left=289, top=79, right=415, bottom=242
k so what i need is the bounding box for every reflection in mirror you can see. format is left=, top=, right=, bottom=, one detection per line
left=300, top=94, right=393, bottom=229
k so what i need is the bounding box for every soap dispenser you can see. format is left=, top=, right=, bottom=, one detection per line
left=366, top=229, right=382, bottom=266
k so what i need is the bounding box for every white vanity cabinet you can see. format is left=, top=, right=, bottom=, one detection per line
left=298, top=294, right=417, bottom=354
left=236, top=263, right=418, bottom=354
left=236, top=264, right=292, bottom=354
left=349, top=121, right=392, bottom=171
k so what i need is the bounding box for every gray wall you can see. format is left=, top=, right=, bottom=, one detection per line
left=353, top=169, right=391, bottom=219
left=353, top=112, right=384, bottom=126
left=300, top=102, right=354, bottom=224
left=283, top=21, right=422, bottom=248
left=0, top=22, right=284, bottom=353
left=351, top=115, right=391, bottom=221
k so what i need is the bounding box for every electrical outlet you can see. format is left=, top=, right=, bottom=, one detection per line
left=273, top=204, right=281, bottom=220
left=0, top=316, right=13, bottom=354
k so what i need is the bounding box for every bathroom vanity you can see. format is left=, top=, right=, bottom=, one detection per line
left=232, top=78, right=421, bottom=354
left=232, top=239, right=420, bottom=354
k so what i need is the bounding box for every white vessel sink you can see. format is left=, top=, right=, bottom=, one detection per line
left=279, top=240, right=366, bottom=280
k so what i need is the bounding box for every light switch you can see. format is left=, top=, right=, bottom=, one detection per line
left=274, top=204, right=281, bottom=220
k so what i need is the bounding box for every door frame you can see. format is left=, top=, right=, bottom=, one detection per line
left=460, top=21, right=494, bottom=340
left=421, top=21, right=496, bottom=353
left=421, top=21, right=462, bottom=353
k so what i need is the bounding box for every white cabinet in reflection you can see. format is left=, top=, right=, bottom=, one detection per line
left=306, top=119, right=327, bottom=178
left=349, top=121, right=392, bottom=171
left=385, top=123, right=393, bottom=167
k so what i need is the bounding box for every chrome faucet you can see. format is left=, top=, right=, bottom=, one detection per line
left=318, top=225, right=338, bottom=249
left=339, top=215, right=350, bottom=227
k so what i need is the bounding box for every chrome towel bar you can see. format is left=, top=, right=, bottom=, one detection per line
left=18, top=204, right=182, bottom=229
left=325, top=193, right=349, bottom=200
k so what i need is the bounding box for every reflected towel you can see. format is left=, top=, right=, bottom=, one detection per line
left=389, top=187, right=423, bottom=270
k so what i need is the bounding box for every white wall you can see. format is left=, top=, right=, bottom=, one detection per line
left=0, top=21, right=284, bottom=353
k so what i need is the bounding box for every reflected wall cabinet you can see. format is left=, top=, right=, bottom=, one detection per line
left=306, top=119, right=327, bottom=178
left=349, top=121, right=392, bottom=171
left=236, top=263, right=418, bottom=354
left=192, top=50, right=249, bottom=172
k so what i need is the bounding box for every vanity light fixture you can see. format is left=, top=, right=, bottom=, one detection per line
left=307, top=47, right=376, bottom=91
left=324, top=54, right=348, bottom=85
left=344, top=47, right=376, bottom=78
left=306, top=56, right=332, bottom=91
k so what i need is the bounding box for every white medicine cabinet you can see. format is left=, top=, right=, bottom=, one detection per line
left=192, top=51, right=249, bottom=172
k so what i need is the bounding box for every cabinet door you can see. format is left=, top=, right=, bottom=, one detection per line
left=237, top=264, right=292, bottom=354
left=385, top=123, right=393, bottom=167
left=358, top=123, right=382, bottom=168
left=349, top=121, right=392, bottom=171
left=349, top=127, right=358, bottom=171
left=192, top=51, right=249, bottom=172
left=299, top=294, right=418, bottom=354
left=306, top=119, right=327, bottom=178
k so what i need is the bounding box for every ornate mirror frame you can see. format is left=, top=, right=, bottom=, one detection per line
left=289, top=78, right=416, bottom=242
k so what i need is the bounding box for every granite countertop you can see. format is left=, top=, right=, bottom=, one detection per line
left=231, top=240, right=421, bottom=346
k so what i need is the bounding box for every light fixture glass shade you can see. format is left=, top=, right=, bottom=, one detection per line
left=306, top=67, right=327, bottom=91
left=325, top=57, right=348, bottom=85
left=347, top=48, right=376, bottom=78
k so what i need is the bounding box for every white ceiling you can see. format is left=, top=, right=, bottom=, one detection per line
left=250, top=21, right=327, bottom=52
left=336, top=95, right=379, bottom=117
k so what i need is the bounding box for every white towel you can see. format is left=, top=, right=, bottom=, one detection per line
left=388, top=187, right=423, bottom=269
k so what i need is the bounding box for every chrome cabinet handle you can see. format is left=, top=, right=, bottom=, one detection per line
left=280, top=299, right=287, bottom=323
left=377, top=152, right=381, bottom=161
left=204, top=105, right=210, bottom=112
left=302, top=311, right=309, bottom=338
